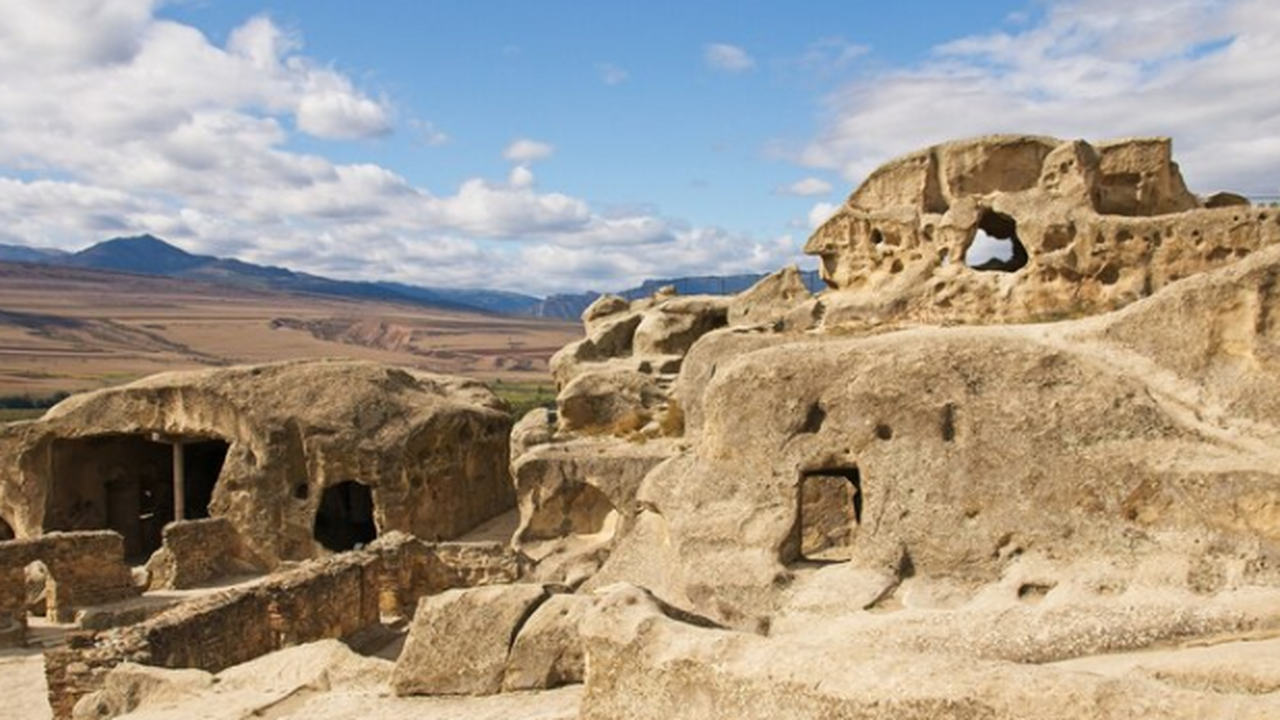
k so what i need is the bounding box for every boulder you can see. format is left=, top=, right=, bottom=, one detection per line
left=557, top=368, right=663, bottom=434
left=391, top=584, right=551, bottom=696
left=632, top=297, right=729, bottom=356
left=728, top=265, right=814, bottom=328
left=502, top=593, right=593, bottom=691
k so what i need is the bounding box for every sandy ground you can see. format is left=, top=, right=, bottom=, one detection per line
left=0, top=649, right=51, bottom=720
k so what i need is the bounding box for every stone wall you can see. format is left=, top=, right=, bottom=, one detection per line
left=373, top=532, right=522, bottom=619
left=43, top=535, right=522, bottom=718
left=0, top=531, right=138, bottom=644
left=44, top=549, right=381, bottom=718
left=144, top=518, right=265, bottom=590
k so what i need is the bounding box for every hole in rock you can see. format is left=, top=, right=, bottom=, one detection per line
left=965, top=210, right=1028, bottom=272
left=313, top=480, right=378, bottom=552
left=798, top=467, right=862, bottom=562
left=800, top=403, right=826, bottom=434
left=941, top=404, right=957, bottom=442
left=1017, top=582, right=1055, bottom=605
left=293, top=483, right=310, bottom=501
left=45, top=434, right=229, bottom=563
left=874, top=424, right=893, bottom=441
left=0, top=515, right=13, bottom=541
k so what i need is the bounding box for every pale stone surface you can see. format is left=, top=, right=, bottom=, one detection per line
left=392, top=584, right=550, bottom=696
left=727, top=265, right=813, bottom=328
left=806, top=134, right=1280, bottom=330
left=502, top=593, right=592, bottom=691
left=579, top=584, right=1280, bottom=720
left=0, top=360, right=514, bottom=566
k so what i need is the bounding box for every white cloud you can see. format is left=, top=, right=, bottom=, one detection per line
left=598, top=63, right=628, bottom=85
left=799, top=0, right=1280, bottom=196
left=807, top=202, right=839, bottom=229
left=502, top=138, right=555, bottom=164
left=0, top=1, right=809, bottom=295
left=705, top=43, right=755, bottom=72
left=778, top=177, right=834, bottom=197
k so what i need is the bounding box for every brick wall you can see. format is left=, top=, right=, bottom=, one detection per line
left=0, top=531, right=138, bottom=642
left=145, top=518, right=264, bottom=590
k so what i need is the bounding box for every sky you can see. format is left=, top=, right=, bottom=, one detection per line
left=1, top=0, right=1279, bottom=296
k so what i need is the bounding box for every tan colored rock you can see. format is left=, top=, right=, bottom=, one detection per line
left=581, top=294, right=631, bottom=332
left=579, top=584, right=1280, bottom=720
left=512, top=438, right=677, bottom=585
left=727, top=265, right=814, bottom=328
left=502, top=593, right=593, bottom=691
left=805, top=135, right=1280, bottom=330
left=72, top=663, right=213, bottom=720
left=391, top=583, right=551, bottom=696
left=632, top=296, right=729, bottom=356
left=510, top=407, right=557, bottom=462
left=0, top=360, right=514, bottom=567
left=556, top=367, right=664, bottom=434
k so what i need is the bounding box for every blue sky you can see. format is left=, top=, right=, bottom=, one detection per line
left=1, top=0, right=1277, bottom=295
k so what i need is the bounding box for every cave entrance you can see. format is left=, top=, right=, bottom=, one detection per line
left=46, top=434, right=229, bottom=563
left=798, top=467, right=862, bottom=562
left=965, top=210, right=1028, bottom=272
left=0, top=516, right=13, bottom=541
left=313, top=481, right=378, bottom=553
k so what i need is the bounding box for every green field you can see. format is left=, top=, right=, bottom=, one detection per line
left=0, top=408, right=45, bottom=424
left=490, top=380, right=556, bottom=418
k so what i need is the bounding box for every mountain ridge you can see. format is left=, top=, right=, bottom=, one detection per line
left=1, top=236, right=822, bottom=318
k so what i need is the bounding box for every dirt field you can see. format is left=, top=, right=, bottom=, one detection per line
left=0, top=262, right=580, bottom=399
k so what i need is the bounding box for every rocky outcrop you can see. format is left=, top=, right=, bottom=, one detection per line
left=807, top=135, right=1280, bottom=329
left=0, top=360, right=514, bottom=566
left=503, top=593, right=593, bottom=691
left=391, top=583, right=551, bottom=696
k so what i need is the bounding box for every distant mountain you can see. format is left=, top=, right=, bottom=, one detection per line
left=2, top=235, right=822, bottom=319
left=529, top=270, right=826, bottom=320
left=25, top=235, right=529, bottom=314
left=0, top=243, right=67, bottom=263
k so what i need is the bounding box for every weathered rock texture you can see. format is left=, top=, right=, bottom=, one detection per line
left=0, top=359, right=514, bottom=567
left=502, top=593, right=593, bottom=691
left=391, top=583, right=551, bottom=696
left=41, top=533, right=523, bottom=718
left=511, top=288, right=733, bottom=584
left=807, top=135, right=1280, bottom=328
left=561, top=137, right=1280, bottom=718
left=0, top=531, right=138, bottom=645
left=144, top=518, right=264, bottom=590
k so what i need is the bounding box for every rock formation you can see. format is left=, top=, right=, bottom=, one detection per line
left=0, top=359, right=514, bottom=567
left=8, top=135, right=1280, bottom=719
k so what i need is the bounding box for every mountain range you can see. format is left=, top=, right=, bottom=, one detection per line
left=0, top=236, right=823, bottom=319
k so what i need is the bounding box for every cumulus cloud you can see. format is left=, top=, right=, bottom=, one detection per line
left=799, top=0, right=1280, bottom=196
left=777, top=177, right=834, bottom=197
left=502, top=138, right=555, bottom=164
left=807, top=202, right=839, bottom=230
left=0, top=1, right=806, bottom=294
left=705, top=43, right=755, bottom=72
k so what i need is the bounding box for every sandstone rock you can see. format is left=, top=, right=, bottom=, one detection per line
left=727, top=265, right=814, bottom=328
left=579, top=584, right=1280, bottom=720
left=502, top=593, right=593, bottom=691
left=512, top=438, right=677, bottom=585
left=557, top=368, right=663, bottom=434
left=0, top=360, right=514, bottom=567
left=72, top=663, right=213, bottom=720
left=632, top=297, right=729, bottom=356
left=391, top=583, right=551, bottom=696
left=805, top=134, right=1280, bottom=329
left=511, top=407, right=557, bottom=462
left=581, top=294, right=631, bottom=332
